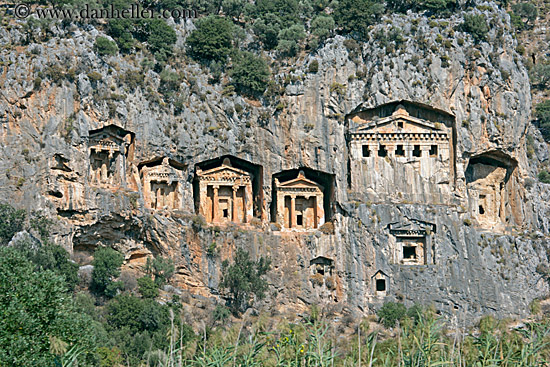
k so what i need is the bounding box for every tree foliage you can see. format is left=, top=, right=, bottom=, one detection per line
left=0, top=203, right=26, bottom=244
left=535, top=99, right=550, bottom=141
left=94, top=36, right=118, bottom=56
left=377, top=301, right=408, bottom=328
left=145, top=256, right=175, bottom=286
left=0, top=247, right=93, bottom=366
left=138, top=276, right=160, bottom=299
left=461, top=14, right=489, bottom=43
left=230, top=51, right=270, bottom=97
left=187, top=15, right=234, bottom=63
left=91, top=247, right=124, bottom=298
left=334, top=0, right=384, bottom=40
left=220, top=248, right=271, bottom=314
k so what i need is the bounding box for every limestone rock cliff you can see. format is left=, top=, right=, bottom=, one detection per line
left=1, top=4, right=550, bottom=322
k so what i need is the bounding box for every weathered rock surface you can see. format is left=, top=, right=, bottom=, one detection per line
left=1, top=5, right=550, bottom=322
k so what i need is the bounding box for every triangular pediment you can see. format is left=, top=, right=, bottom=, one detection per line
left=278, top=175, right=324, bottom=191
left=199, top=164, right=251, bottom=178
left=371, top=270, right=389, bottom=279
left=351, top=114, right=440, bottom=135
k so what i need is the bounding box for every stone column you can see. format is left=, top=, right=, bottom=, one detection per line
left=387, top=145, right=396, bottom=158
left=212, top=185, right=219, bottom=222
left=290, top=195, right=296, bottom=228
left=232, top=186, right=239, bottom=223
left=405, top=145, right=413, bottom=159
left=312, top=195, right=318, bottom=229
left=420, top=146, right=431, bottom=178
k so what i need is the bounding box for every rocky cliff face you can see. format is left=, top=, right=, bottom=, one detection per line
left=1, top=5, right=550, bottom=322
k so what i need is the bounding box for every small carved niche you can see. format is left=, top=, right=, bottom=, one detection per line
left=388, top=219, right=435, bottom=265
left=372, top=270, right=389, bottom=297
left=309, top=256, right=337, bottom=300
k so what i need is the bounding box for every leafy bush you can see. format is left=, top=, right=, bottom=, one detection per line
left=535, top=100, right=550, bottom=141
left=145, top=256, right=174, bottom=286
left=0, top=203, right=26, bottom=244
left=538, top=170, right=550, bottom=184
left=311, top=15, right=335, bottom=42
left=146, top=19, right=177, bottom=62
left=277, top=24, right=306, bottom=56
left=334, top=0, right=384, bottom=40
left=308, top=59, right=319, bottom=73
left=220, top=248, right=271, bottom=314
left=138, top=276, right=159, bottom=299
left=0, top=247, right=94, bottom=366
left=461, top=14, right=489, bottom=43
left=91, top=247, right=124, bottom=298
left=511, top=2, right=537, bottom=29
left=230, top=51, right=270, bottom=97
left=377, top=301, right=407, bottom=328
left=252, top=15, right=281, bottom=49
left=530, top=64, right=550, bottom=91
left=94, top=36, right=118, bottom=56
left=187, top=15, right=234, bottom=63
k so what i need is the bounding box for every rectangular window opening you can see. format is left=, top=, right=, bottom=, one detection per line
left=297, top=213, right=303, bottom=226
left=376, top=279, right=386, bottom=292
left=222, top=208, right=229, bottom=218
left=396, top=144, right=405, bottom=157
left=362, top=145, right=370, bottom=157
left=429, top=145, right=438, bottom=157
left=378, top=145, right=388, bottom=157
left=413, top=145, right=421, bottom=157
left=403, top=246, right=416, bottom=260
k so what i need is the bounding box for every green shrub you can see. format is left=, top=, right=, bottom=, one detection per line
left=91, top=247, right=124, bottom=298
left=535, top=100, right=550, bottom=141
left=146, top=19, right=177, bottom=61
left=137, top=276, right=159, bottom=299
left=311, top=15, right=335, bottom=41
left=511, top=2, right=537, bottom=28
left=220, top=248, right=271, bottom=314
left=230, top=51, right=270, bottom=97
left=145, top=256, right=174, bottom=287
left=461, top=14, right=489, bottom=43
left=377, top=302, right=407, bottom=328
left=187, top=15, right=234, bottom=63
left=0, top=247, right=94, bottom=366
left=94, top=36, right=118, bottom=56
left=87, top=71, right=103, bottom=83
left=308, top=59, right=319, bottom=73
left=277, top=24, right=306, bottom=56
left=334, top=0, right=384, bottom=40
left=0, top=203, right=26, bottom=244
left=538, top=170, right=550, bottom=184
left=213, top=304, right=231, bottom=323
left=252, top=14, right=281, bottom=50
left=107, top=19, right=135, bottom=53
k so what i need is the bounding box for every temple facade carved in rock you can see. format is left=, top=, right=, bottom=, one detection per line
left=88, top=124, right=134, bottom=188
left=195, top=158, right=254, bottom=224
left=465, top=151, right=521, bottom=231
left=347, top=101, right=455, bottom=204
left=388, top=219, right=436, bottom=265
left=273, top=171, right=325, bottom=230
left=139, top=157, right=186, bottom=211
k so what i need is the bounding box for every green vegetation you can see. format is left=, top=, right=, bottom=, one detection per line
left=0, top=203, right=25, bottom=243
left=187, top=15, right=234, bottom=63
left=539, top=169, right=550, bottom=184
left=461, top=14, right=489, bottom=43
left=377, top=301, right=407, bottom=327
left=535, top=100, right=550, bottom=141
left=220, top=248, right=271, bottom=314
left=144, top=256, right=174, bottom=287
left=230, top=51, right=270, bottom=97
left=509, top=2, right=538, bottom=30
left=334, top=0, right=385, bottom=40
left=91, top=247, right=124, bottom=298
left=137, top=276, right=159, bottom=299
left=93, top=36, right=118, bottom=56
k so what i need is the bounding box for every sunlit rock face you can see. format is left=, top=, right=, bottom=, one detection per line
left=0, top=6, right=550, bottom=323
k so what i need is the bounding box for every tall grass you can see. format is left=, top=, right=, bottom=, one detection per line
left=143, top=308, right=550, bottom=367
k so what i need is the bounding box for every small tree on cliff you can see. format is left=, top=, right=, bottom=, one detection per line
left=220, top=248, right=271, bottom=314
